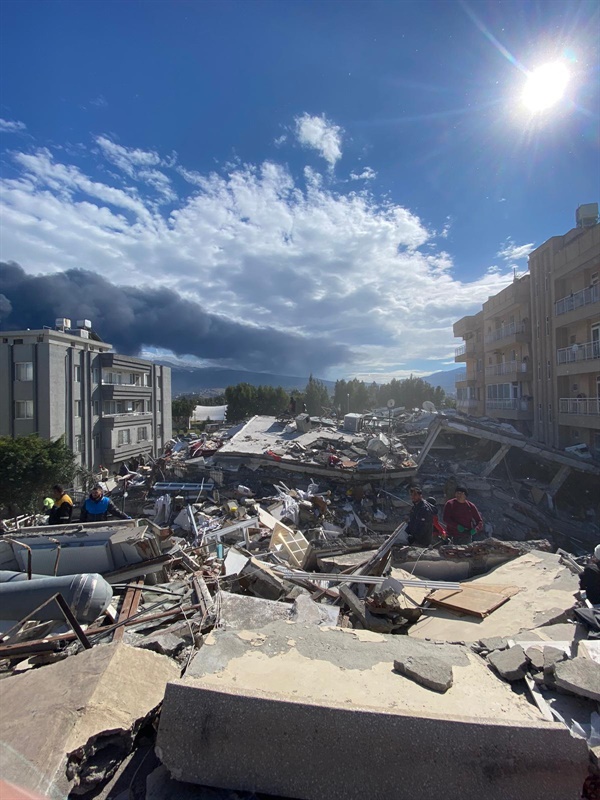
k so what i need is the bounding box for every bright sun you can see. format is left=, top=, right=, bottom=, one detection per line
left=522, top=62, right=570, bottom=112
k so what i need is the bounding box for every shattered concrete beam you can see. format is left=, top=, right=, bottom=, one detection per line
left=481, top=444, right=511, bottom=478
left=547, top=465, right=571, bottom=498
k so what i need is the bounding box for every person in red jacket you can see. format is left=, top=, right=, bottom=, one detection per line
left=443, top=486, right=483, bottom=545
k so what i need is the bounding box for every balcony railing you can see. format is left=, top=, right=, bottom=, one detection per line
left=486, top=398, right=532, bottom=411
left=102, top=411, right=152, bottom=418
left=455, top=344, right=466, bottom=357
left=457, top=399, right=478, bottom=408
left=485, top=360, right=529, bottom=377
left=557, top=340, right=600, bottom=365
left=484, top=321, right=527, bottom=345
left=559, top=398, right=600, bottom=416
left=455, top=371, right=466, bottom=382
left=555, top=284, right=599, bottom=316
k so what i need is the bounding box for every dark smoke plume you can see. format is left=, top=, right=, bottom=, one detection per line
left=0, top=262, right=349, bottom=374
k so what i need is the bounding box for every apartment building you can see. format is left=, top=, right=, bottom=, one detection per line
left=453, top=205, right=599, bottom=454
left=0, top=320, right=172, bottom=472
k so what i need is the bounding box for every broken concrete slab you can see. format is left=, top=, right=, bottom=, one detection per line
left=409, top=551, right=579, bottom=643
left=156, top=622, right=587, bottom=800
left=526, top=647, right=545, bottom=671
left=479, top=636, right=508, bottom=652
left=138, top=631, right=188, bottom=658
left=0, top=643, right=179, bottom=798
left=290, top=593, right=340, bottom=627
left=553, top=657, right=600, bottom=702
left=543, top=646, right=568, bottom=671
left=218, top=590, right=291, bottom=629
left=239, top=557, right=285, bottom=601
left=579, top=640, right=600, bottom=665
left=393, top=654, right=453, bottom=693
left=488, top=645, right=528, bottom=682
left=338, top=584, right=367, bottom=627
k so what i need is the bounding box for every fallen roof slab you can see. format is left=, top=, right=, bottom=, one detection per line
left=408, top=550, right=579, bottom=643
left=156, top=622, right=587, bottom=800
left=0, top=643, right=179, bottom=798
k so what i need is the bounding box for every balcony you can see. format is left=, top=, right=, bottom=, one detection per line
left=485, top=398, right=533, bottom=420
left=555, top=284, right=599, bottom=317
left=455, top=341, right=477, bottom=361
left=456, top=399, right=479, bottom=410
left=485, top=361, right=531, bottom=380
left=455, top=370, right=478, bottom=385
left=101, top=411, right=153, bottom=427
left=484, top=321, right=530, bottom=347
left=557, top=339, right=600, bottom=368
left=559, top=398, right=600, bottom=415
left=558, top=397, right=600, bottom=430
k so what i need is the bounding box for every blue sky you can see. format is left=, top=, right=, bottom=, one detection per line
left=1, top=0, right=598, bottom=380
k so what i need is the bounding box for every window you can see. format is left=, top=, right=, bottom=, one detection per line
left=592, top=272, right=599, bottom=286
left=15, top=362, right=33, bottom=381
left=545, top=274, right=549, bottom=292
left=74, top=365, right=81, bottom=383
left=74, top=435, right=83, bottom=453
left=94, top=434, right=101, bottom=450
left=547, top=360, right=551, bottom=379
left=537, top=362, right=541, bottom=380
left=158, top=400, right=162, bottom=412
left=94, top=400, right=99, bottom=416
left=157, top=424, right=163, bottom=438
left=545, top=316, right=549, bottom=335
left=93, top=368, right=100, bottom=384
left=13, top=339, right=23, bottom=345
left=548, top=403, right=552, bottom=423
left=117, top=429, right=131, bottom=446
left=15, top=400, right=34, bottom=419
left=137, top=426, right=149, bottom=442
left=536, top=322, right=540, bottom=339
left=74, top=400, right=82, bottom=417
left=538, top=403, right=542, bottom=423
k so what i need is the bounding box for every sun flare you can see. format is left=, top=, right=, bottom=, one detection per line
left=522, top=62, right=570, bottom=112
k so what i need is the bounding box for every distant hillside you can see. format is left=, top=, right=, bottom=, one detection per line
left=168, top=365, right=336, bottom=396
left=421, top=368, right=462, bottom=395
left=165, top=362, right=461, bottom=397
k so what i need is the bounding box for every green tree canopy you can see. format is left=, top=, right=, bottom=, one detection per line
left=304, top=375, right=330, bottom=415
left=0, top=435, right=77, bottom=515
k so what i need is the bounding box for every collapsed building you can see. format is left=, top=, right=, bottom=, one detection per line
left=0, top=408, right=599, bottom=800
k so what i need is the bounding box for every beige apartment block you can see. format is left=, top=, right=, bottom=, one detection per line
left=482, top=274, right=533, bottom=432
left=454, top=207, right=599, bottom=455
left=0, top=322, right=172, bottom=473
left=453, top=311, right=484, bottom=416
left=529, top=218, right=599, bottom=453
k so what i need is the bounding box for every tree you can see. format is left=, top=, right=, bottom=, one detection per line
left=172, top=396, right=196, bottom=429
left=304, top=375, right=330, bottom=415
left=225, top=383, right=256, bottom=422
left=0, top=435, right=77, bottom=515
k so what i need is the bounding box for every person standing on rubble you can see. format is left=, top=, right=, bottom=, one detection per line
left=405, top=486, right=433, bottom=547
left=443, top=486, right=483, bottom=545
left=580, top=544, right=600, bottom=605
left=80, top=484, right=131, bottom=523
left=47, top=484, right=73, bottom=525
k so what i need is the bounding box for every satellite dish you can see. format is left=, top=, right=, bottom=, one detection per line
left=422, top=401, right=436, bottom=413
left=387, top=399, right=395, bottom=408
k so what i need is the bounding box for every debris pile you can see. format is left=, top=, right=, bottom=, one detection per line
left=1, top=409, right=599, bottom=799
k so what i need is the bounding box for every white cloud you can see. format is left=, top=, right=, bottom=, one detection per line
left=0, top=138, right=515, bottom=377
left=95, top=136, right=176, bottom=201
left=0, top=118, right=27, bottom=133
left=497, top=238, right=535, bottom=262
left=295, top=113, right=342, bottom=168
left=274, top=134, right=287, bottom=146
left=350, top=167, right=377, bottom=181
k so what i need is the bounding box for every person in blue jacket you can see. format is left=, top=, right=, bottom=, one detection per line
left=80, top=484, right=131, bottom=523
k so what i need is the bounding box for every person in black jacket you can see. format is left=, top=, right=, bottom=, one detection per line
left=47, top=485, right=73, bottom=525
left=405, top=486, right=433, bottom=547
left=80, top=485, right=131, bottom=523
left=580, top=545, right=600, bottom=605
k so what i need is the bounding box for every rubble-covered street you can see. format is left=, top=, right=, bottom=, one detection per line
left=1, top=409, right=599, bottom=800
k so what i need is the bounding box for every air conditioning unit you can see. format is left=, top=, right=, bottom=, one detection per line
left=344, top=413, right=364, bottom=433
left=55, top=318, right=72, bottom=331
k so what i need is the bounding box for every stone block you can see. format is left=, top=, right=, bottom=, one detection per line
left=0, top=643, right=179, bottom=797
left=156, top=623, right=588, bottom=800
left=553, top=657, right=600, bottom=702
left=394, top=655, right=453, bottom=693
left=291, top=593, right=339, bottom=626
left=479, top=637, right=508, bottom=652
left=488, top=645, right=528, bottom=681
left=218, top=590, right=291, bottom=629
left=525, top=647, right=545, bottom=671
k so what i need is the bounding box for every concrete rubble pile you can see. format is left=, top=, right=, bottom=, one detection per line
left=1, top=410, right=599, bottom=799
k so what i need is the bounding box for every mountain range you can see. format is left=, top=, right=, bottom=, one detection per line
left=166, top=363, right=461, bottom=397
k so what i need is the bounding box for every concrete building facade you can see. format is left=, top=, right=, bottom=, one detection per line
left=453, top=209, right=599, bottom=454
left=0, top=323, right=172, bottom=473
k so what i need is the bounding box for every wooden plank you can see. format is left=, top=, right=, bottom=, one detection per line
left=427, top=587, right=510, bottom=618
left=113, top=579, right=144, bottom=642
